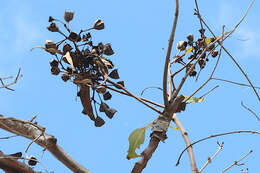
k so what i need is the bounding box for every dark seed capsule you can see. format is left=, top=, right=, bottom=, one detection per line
left=50, top=59, right=59, bottom=67
left=64, top=11, right=74, bottom=23
left=103, top=91, right=112, bottom=100
left=103, top=43, right=114, bottom=56
left=109, top=69, right=120, bottom=79
left=115, top=81, right=125, bottom=89
left=99, top=102, right=110, bottom=112
left=63, top=43, right=73, bottom=53
left=48, top=16, right=55, bottom=22
left=51, top=67, right=60, bottom=75
left=68, top=32, right=79, bottom=42
left=61, top=73, right=70, bottom=82
left=211, top=50, right=218, bottom=57
left=94, top=116, right=105, bottom=127
left=28, top=156, right=37, bottom=166
left=47, top=22, right=59, bottom=32
left=93, top=19, right=105, bottom=30
left=104, top=108, right=117, bottom=119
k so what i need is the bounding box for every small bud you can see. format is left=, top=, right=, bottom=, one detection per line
left=103, top=91, right=112, bottom=100
left=68, top=32, right=80, bottom=42
left=51, top=66, right=60, bottom=75
left=64, top=11, right=74, bottom=23
left=211, top=50, right=218, bottom=57
left=176, top=41, right=187, bottom=51
left=93, top=19, right=105, bottom=30
left=109, top=69, right=120, bottom=79
left=50, top=59, right=59, bottom=67
left=104, top=108, right=117, bottom=119
left=94, top=116, right=105, bottom=127
left=28, top=156, right=37, bottom=166
left=47, top=22, right=59, bottom=32
left=48, top=16, right=55, bottom=22
left=61, top=72, right=70, bottom=82
left=63, top=43, right=73, bottom=53
left=115, top=81, right=125, bottom=89
left=103, top=43, right=114, bottom=56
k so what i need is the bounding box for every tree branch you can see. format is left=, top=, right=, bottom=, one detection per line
left=163, top=0, right=179, bottom=108
left=0, top=115, right=90, bottom=173
left=176, top=130, right=260, bottom=166
left=0, top=150, right=38, bottom=173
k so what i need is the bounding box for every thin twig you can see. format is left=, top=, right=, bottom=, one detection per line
left=222, top=150, right=253, bottom=173
left=241, top=101, right=260, bottom=121
left=163, top=0, right=179, bottom=108
left=0, top=134, right=18, bottom=140
left=103, top=84, right=165, bottom=108
left=199, top=85, right=219, bottom=98
left=176, top=130, right=260, bottom=166
left=199, top=142, right=224, bottom=173
left=141, top=86, right=163, bottom=96
left=212, top=78, right=260, bottom=89
left=107, top=80, right=162, bottom=114
left=0, top=68, right=22, bottom=91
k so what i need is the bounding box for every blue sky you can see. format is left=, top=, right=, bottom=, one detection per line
left=0, top=0, right=259, bottom=173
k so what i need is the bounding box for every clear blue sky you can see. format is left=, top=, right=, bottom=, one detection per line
left=0, top=0, right=259, bottom=172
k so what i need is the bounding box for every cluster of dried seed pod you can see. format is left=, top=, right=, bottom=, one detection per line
left=175, top=28, right=219, bottom=77
left=36, top=11, right=124, bottom=127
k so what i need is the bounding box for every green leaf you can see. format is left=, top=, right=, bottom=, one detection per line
left=184, top=96, right=205, bottom=103
left=184, top=47, right=193, bottom=54
left=127, top=128, right=146, bottom=160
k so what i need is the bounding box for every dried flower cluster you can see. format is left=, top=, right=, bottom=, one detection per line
left=35, top=11, right=123, bottom=127
left=174, top=28, right=219, bottom=78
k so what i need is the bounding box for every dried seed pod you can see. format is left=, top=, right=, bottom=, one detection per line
left=197, top=38, right=205, bottom=48
left=68, top=32, right=80, bottom=42
left=103, top=91, right=112, bottom=100
left=109, top=69, right=119, bottom=79
left=103, top=43, right=114, bottom=56
left=200, top=52, right=206, bottom=59
left=48, top=16, right=55, bottom=22
left=47, top=22, right=59, bottom=32
left=28, top=156, right=37, bottom=166
left=63, top=43, right=73, bottom=53
left=45, top=40, right=57, bottom=49
left=51, top=66, right=60, bottom=75
left=105, top=108, right=117, bottom=119
left=198, top=59, right=206, bottom=69
left=50, top=59, right=59, bottom=67
left=115, top=81, right=125, bottom=89
left=177, top=41, right=187, bottom=51
left=211, top=50, right=218, bottom=57
left=99, top=102, right=109, bottom=112
left=187, top=34, right=194, bottom=43
left=93, top=19, right=105, bottom=30
left=61, top=72, right=70, bottom=82
left=64, top=11, right=74, bottom=23
left=94, top=116, right=105, bottom=127
left=176, top=102, right=186, bottom=112
left=96, top=86, right=106, bottom=94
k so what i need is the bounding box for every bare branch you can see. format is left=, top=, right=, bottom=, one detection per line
left=212, top=78, right=260, bottom=89
left=222, top=150, right=253, bottom=173
left=241, top=101, right=260, bottom=121
left=0, top=150, right=38, bottom=173
left=199, top=85, right=219, bottom=98
left=176, top=130, right=260, bottom=166
left=0, top=68, right=23, bottom=91
left=0, top=115, right=90, bottom=173
left=173, top=114, right=198, bottom=173
left=0, top=135, right=18, bottom=140
left=199, top=142, right=224, bottom=173
left=107, top=80, right=163, bottom=114
left=163, top=0, right=179, bottom=108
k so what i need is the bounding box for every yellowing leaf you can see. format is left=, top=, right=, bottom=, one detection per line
left=64, top=52, right=75, bottom=71
left=127, top=128, right=146, bottom=160
left=184, top=47, right=193, bottom=54
left=184, top=96, right=205, bottom=103
left=205, top=38, right=212, bottom=44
